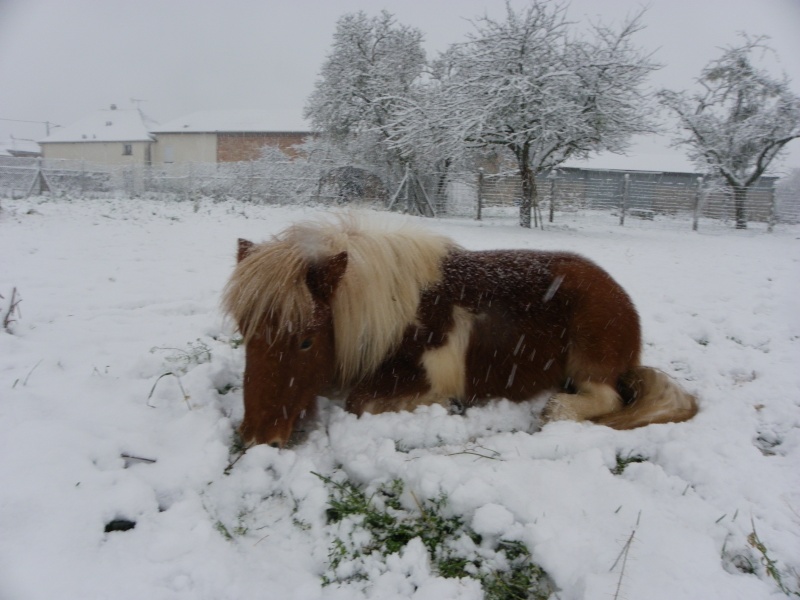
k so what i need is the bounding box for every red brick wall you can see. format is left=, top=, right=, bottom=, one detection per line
left=216, top=132, right=311, bottom=162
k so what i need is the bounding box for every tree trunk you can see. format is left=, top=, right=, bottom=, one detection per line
left=517, top=146, right=535, bottom=228
left=733, top=185, right=748, bottom=229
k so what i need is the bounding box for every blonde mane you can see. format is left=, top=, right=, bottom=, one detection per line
left=222, top=214, right=455, bottom=384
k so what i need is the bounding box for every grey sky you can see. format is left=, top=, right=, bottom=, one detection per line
left=1, top=0, right=798, bottom=170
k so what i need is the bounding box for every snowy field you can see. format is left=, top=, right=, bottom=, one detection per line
left=1, top=196, right=798, bottom=600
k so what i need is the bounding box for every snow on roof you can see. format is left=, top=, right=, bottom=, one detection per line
left=40, top=108, right=156, bottom=143
left=1, top=137, right=41, bottom=157
left=563, top=135, right=697, bottom=174
left=564, top=152, right=696, bottom=174
left=152, top=109, right=309, bottom=133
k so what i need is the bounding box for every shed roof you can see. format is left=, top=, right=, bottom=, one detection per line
left=563, top=135, right=696, bottom=174
left=40, top=108, right=156, bottom=143
left=152, top=109, right=309, bottom=133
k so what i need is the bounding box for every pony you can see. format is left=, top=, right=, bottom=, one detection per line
left=223, top=215, right=697, bottom=448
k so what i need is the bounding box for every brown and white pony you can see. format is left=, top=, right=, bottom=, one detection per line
left=223, top=215, right=697, bottom=448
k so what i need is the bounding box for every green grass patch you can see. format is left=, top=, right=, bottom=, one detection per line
left=611, top=453, right=648, bottom=475
left=314, top=472, right=552, bottom=599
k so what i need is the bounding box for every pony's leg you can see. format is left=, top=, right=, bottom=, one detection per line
left=542, top=381, right=623, bottom=423
left=345, top=358, right=450, bottom=416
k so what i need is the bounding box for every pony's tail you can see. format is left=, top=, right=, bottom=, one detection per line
left=593, top=366, right=698, bottom=430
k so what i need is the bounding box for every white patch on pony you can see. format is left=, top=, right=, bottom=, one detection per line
left=420, top=306, right=473, bottom=401
left=543, top=381, right=623, bottom=423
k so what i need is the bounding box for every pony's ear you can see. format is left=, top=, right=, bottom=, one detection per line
left=237, top=238, right=255, bottom=263
left=306, top=251, right=348, bottom=304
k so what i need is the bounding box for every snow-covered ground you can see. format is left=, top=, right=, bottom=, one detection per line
left=1, top=196, right=798, bottom=600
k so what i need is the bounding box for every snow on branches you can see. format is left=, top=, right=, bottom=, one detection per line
left=658, top=35, right=800, bottom=228
left=306, top=2, right=660, bottom=227
left=390, top=1, right=659, bottom=227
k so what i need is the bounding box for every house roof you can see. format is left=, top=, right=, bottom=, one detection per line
left=40, top=108, right=157, bottom=143
left=1, top=137, right=41, bottom=156
left=560, top=134, right=711, bottom=174
left=152, top=109, right=309, bottom=134
left=564, top=151, right=695, bottom=174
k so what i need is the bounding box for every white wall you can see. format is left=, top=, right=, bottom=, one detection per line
left=40, top=141, right=152, bottom=165
left=150, top=133, right=217, bottom=165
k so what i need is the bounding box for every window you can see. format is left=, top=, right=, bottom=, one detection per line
left=123, top=144, right=133, bottom=156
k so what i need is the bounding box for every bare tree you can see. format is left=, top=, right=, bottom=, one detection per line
left=659, top=36, right=800, bottom=229
left=389, top=1, right=659, bottom=227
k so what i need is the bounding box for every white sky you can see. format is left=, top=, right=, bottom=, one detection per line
left=1, top=0, right=798, bottom=171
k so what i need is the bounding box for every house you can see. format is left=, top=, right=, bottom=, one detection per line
left=150, top=109, right=310, bottom=165
left=39, top=105, right=156, bottom=165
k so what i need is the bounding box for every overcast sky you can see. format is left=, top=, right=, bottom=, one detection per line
left=1, top=0, right=798, bottom=171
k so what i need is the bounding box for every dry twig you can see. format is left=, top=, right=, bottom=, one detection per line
left=2, top=287, right=22, bottom=333
left=147, top=372, right=191, bottom=409
left=610, top=511, right=642, bottom=600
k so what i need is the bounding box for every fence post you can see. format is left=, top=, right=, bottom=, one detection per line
left=31, top=158, right=55, bottom=197
left=247, top=160, right=254, bottom=203
left=692, top=176, right=703, bottom=231
left=476, top=168, right=484, bottom=221
left=619, top=173, right=630, bottom=226
left=767, top=181, right=777, bottom=233
left=187, top=163, right=194, bottom=201
left=27, top=158, right=42, bottom=197
left=548, top=171, right=557, bottom=223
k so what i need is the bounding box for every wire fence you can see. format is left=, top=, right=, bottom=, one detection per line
left=1, top=156, right=797, bottom=231
left=434, top=168, right=795, bottom=231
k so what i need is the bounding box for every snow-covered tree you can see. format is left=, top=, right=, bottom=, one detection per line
left=388, top=1, right=658, bottom=227
left=658, top=36, right=800, bottom=229
left=304, top=10, right=426, bottom=184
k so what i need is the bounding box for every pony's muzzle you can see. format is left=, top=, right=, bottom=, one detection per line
left=266, top=436, right=286, bottom=449
left=237, top=422, right=291, bottom=449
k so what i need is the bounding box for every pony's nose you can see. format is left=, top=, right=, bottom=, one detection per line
left=265, top=435, right=287, bottom=449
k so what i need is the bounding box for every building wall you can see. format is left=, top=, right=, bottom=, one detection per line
left=150, top=133, right=217, bottom=165
left=217, top=132, right=309, bottom=162
left=149, top=132, right=309, bottom=164
left=41, top=141, right=152, bottom=165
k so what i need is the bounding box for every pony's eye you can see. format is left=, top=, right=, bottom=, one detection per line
left=299, top=338, right=313, bottom=350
